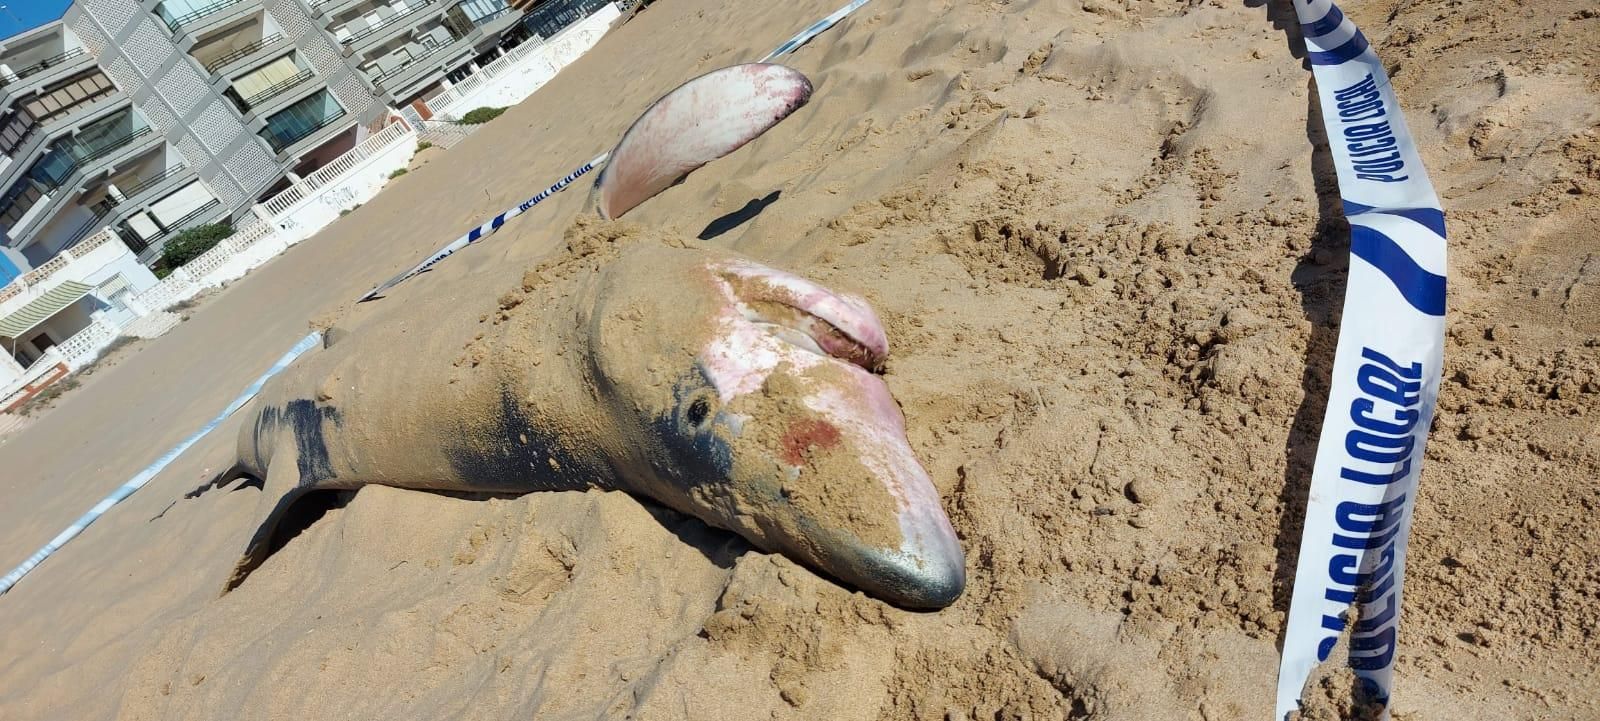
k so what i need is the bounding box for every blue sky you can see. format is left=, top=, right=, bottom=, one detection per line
left=0, top=0, right=72, bottom=41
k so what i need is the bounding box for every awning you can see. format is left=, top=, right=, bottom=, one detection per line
left=0, top=280, right=93, bottom=338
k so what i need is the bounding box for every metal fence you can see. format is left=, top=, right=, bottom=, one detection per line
left=523, top=0, right=612, bottom=39
left=0, top=48, right=87, bottom=85
left=161, top=0, right=245, bottom=32
left=203, top=34, right=284, bottom=73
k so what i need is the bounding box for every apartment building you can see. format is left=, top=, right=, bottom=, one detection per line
left=0, top=20, right=196, bottom=269
left=61, top=0, right=393, bottom=263
left=0, top=0, right=524, bottom=272
left=323, top=0, right=522, bottom=109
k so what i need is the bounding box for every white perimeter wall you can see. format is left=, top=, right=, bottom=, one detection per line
left=432, top=4, right=620, bottom=119
left=254, top=128, right=418, bottom=254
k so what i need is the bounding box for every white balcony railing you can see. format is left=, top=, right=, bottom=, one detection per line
left=260, top=120, right=411, bottom=216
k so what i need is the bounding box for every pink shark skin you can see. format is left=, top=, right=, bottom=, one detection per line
left=698, top=260, right=966, bottom=608
left=595, top=64, right=813, bottom=219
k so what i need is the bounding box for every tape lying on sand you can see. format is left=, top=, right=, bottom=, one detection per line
left=358, top=0, right=873, bottom=302
left=1274, top=1, right=1447, bottom=717
left=360, top=157, right=606, bottom=300
left=760, top=0, right=872, bottom=63
left=0, top=332, right=322, bottom=597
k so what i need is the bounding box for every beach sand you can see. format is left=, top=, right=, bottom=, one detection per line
left=0, top=0, right=1596, bottom=718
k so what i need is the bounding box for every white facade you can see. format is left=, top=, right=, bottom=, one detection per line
left=0, top=228, right=159, bottom=393
left=427, top=3, right=616, bottom=119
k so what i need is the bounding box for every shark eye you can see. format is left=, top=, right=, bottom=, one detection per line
left=682, top=389, right=718, bottom=432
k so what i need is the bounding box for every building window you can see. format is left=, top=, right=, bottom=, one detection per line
left=21, top=70, right=118, bottom=126
left=0, top=179, right=46, bottom=229
left=96, top=275, right=136, bottom=313
left=232, top=55, right=302, bottom=99
left=0, top=108, right=36, bottom=157
left=260, top=90, right=346, bottom=151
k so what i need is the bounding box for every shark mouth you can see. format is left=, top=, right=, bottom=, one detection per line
left=700, top=260, right=888, bottom=399
left=593, top=63, right=813, bottom=220
left=719, top=260, right=888, bottom=372
left=698, top=259, right=966, bottom=609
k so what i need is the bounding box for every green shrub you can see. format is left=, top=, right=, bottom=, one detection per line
left=459, top=106, right=507, bottom=124
left=388, top=168, right=408, bottom=179
left=416, top=140, right=434, bottom=151
left=160, top=222, right=233, bottom=269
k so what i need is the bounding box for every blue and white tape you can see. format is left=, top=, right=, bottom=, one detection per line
left=0, top=332, right=322, bottom=596
left=760, top=0, right=871, bottom=62
left=1275, top=1, right=1446, bottom=718
left=360, top=0, right=873, bottom=301
left=360, top=155, right=607, bottom=300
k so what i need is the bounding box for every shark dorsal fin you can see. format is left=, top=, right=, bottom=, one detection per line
left=593, top=64, right=813, bottom=219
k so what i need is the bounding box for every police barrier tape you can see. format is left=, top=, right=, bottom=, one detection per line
left=1274, top=1, right=1447, bottom=717
left=0, top=332, right=323, bottom=596
left=359, top=0, right=873, bottom=301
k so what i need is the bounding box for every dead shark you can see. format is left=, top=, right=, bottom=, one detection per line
left=200, top=63, right=966, bottom=609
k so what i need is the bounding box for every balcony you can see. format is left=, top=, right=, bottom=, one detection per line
left=125, top=199, right=227, bottom=262
left=363, top=22, right=463, bottom=80
left=364, top=36, right=460, bottom=86
left=0, top=177, right=47, bottom=232
left=261, top=92, right=348, bottom=153
left=523, top=0, right=612, bottom=39
left=263, top=111, right=345, bottom=152
left=0, top=48, right=88, bottom=87
left=1, top=67, right=117, bottom=136
left=338, top=1, right=445, bottom=51
left=2, top=112, right=159, bottom=244
left=364, top=4, right=514, bottom=95
left=0, top=91, right=128, bottom=195
left=159, top=0, right=248, bottom=34
left=91, top=165, right=192, bottom=215
left=228, top=68, right=316, bottom=113
left=309, top=0, right=366, bottom=18
left=61, top=164, right=195, bottom=247
left=0, top=49, right=98, bottom=116
left=41, top=127, right=156, bottom=191
left=201, top=32, right=285, bottom=74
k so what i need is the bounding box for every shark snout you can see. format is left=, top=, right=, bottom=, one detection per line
left=853, top=522, right=966, bottom=609
left=821, top=476, right=967, bottom=609
left=688, top=252, right=966, bottom=608
left=741, top=364, right=967, bottom=609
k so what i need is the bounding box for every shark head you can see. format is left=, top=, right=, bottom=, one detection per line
left=587, top=246, right=965, bottom=609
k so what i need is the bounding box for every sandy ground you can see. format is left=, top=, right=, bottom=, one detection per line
left=1, top=0, right=1596, bottom=718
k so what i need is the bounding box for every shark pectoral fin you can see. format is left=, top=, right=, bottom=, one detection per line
left=221, top=461, right=306, bottom=596
left=184, top=461, right=251, bottom=499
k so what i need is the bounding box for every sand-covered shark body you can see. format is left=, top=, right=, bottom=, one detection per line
left=202, top=64, right=967, bottom=609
